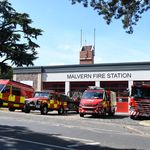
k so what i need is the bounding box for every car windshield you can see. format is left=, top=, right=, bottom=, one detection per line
left=131, top=87, right=150, bottom=98
left=34, top=92, right=49, bottom=98
left=82, top=91, right=103, bottom=99
left=0, top=84, right=5, bottom=92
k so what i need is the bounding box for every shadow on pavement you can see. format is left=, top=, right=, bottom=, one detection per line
left=84, top=114, right=129, bottom=120
left=131, top=116, right=150, bottom=121
left=26, top=110, right=79, bottom=116
left=0, top=125, right=137, bottom=150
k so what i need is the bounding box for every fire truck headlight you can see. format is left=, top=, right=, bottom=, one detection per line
left=37, top=100, right=41, bottom=105
left=79, top=103, right=83, bottom=107
left=25, top=99, right=30, bottom=104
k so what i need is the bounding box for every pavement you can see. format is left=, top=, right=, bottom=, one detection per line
left=0, top=108, right=8, bottom=111
left=116, top=112, right=150, bottom=127
left=1, top=108, right=150, bottom=126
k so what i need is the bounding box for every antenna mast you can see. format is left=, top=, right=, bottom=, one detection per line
left=94, top=28, right=96, bottom=48
left=80, top=29, right=82, bottom=47
left=93, top=28, right=96, bottom=56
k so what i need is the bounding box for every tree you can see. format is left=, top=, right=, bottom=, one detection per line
left=71, top=0, right=150, bottom=34
left=0, top=64, right=13, bottom=79
left=0, top=0, right=42, bottom=78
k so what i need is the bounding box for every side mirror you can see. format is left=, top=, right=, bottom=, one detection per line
left=77, top=97, right=81, bottom=101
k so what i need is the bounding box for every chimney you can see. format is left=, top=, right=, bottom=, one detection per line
left=79, top=45, right=94, bottom=64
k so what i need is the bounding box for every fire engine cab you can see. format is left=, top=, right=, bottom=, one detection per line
left=0, top=79, right=34, bottom=111
left=24, top=91, right=68, bottom=115
left=79, top=86, right=116, bottom=117
left=129, top=83, right=150, bottom=119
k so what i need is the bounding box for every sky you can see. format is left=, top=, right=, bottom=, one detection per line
left=9, top=0, right=150, bottom=66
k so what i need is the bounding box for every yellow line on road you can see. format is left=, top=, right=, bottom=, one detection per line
left=139, top=121, right=150, bottom=127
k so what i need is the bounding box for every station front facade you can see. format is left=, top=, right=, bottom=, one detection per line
left=13, top=62, right=150, bottom=113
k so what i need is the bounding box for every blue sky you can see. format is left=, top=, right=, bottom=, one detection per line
left=9, top=0, right=150, bottom=66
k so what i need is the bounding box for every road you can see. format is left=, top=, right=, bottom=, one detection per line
left=0, top=110, right=150, bottom=150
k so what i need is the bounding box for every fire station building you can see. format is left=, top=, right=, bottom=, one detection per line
left=13, top=46, right=150, bottom=113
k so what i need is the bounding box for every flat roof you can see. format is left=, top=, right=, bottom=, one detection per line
left=13, top=61, right=150, bottom=74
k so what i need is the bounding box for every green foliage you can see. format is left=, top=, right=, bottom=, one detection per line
left=0, top=63, right=13, bottom=79
left=71, top=0, right=150, bottom=33
left=0, top=0, right=42, bottom=77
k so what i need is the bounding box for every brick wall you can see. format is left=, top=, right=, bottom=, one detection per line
left=80, top=45, right=94, bottom=64
left=16, top=73, right=38, bottom=90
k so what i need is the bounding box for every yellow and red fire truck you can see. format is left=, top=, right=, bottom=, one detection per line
left=0, top=79, right=34, bottom=111
left=129, top=83, right=150, bottom=119
left=79, top=86, right=116, bottom=117
left=24, top=91, right=68, bottom=115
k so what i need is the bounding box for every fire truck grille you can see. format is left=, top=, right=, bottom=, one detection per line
left=136, top=99, right=150, bottom=114
left=83, top=104, right=97, bottom=107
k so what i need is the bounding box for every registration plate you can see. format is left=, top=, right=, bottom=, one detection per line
left=85, top=111, right=93, bottom=113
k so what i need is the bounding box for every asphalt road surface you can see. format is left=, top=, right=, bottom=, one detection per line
left=0, top=110, right=150, bottom=150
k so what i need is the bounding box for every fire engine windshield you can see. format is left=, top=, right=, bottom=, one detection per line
left=82, top=91, right=103, bottom=99
left=0, top=84, right=5, bottom=92
left=131, top=87, right=150, bottom=98
left=34, top=92, right=49, bottom=98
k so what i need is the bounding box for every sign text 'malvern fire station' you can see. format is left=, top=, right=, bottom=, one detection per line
left=67, top=72, right=132, bottom=80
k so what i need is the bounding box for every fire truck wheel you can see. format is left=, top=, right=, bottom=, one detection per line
left=24, top=106, right=31, bottom=113
left=58, top=107, right=64, bottom=115
left=80, top=113, right=84, bottom=117
left=0, top=101, right=3, bottom=107
left=108, top=111, right=115, bottom=116
left=130, top=115, right=136, bottom=120
left=41, top=105, right=48, bottom=115
left=8, top=107, right=15, bottom=111
left=76, top=109, right=79, bottom=114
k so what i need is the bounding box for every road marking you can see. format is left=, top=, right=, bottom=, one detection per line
left=0, top=135, right=75, bottom=150
left=126, top=125, right=150, bottom=137
left=67, top=142, right=100, bottom=148
left=85, top=142, right=100, bottom=145
left=52, top=135, right=95, bottom=143
left=52, top=135, right=101, bottom=148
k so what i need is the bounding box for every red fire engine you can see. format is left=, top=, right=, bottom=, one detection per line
left=24, top=91, right=68, bottom=115
left=79, top=86, right=117, bottom=117
left=129, top=83, right=150, bottom=119
left=0, top=79, right=34, bottom=111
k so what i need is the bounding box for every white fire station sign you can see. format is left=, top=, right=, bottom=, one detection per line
left=43, top=70, right=150, bottom=82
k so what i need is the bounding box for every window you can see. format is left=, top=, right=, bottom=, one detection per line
left=2, top=85, right=10, bottom=93
left=34, top=92, right=49, bottom=98
left=0, top=84, right=5, bottom=91
left=12, top=87, right=21, bottom=96
left=82, top=91, right=103, bottom=99
left=131, top=87, right=150, bottom=98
